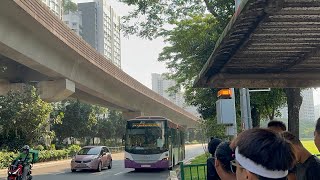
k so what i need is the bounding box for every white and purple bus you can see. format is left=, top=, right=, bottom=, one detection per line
left=124, top=116, right=185, bottom=170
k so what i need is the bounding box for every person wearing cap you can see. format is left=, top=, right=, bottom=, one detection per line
left=282, top=131, right=320, bottom=180
left=231, top=128, right=295, bottom=180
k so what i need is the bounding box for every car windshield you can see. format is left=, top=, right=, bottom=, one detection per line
left=77, top=147, right=101, bottom=155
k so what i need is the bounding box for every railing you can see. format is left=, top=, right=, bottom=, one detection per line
left=109, top=146, right=125, bottom=153
left=180, top=161, right=207, bottom=180
left=179, top=154, right=320, bottom=180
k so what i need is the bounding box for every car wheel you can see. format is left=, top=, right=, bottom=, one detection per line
left=108, top=160, right=112, bottom=169
left=97, top=162, right=102, bottom=172
left=71, top=169, right=76, bottom=172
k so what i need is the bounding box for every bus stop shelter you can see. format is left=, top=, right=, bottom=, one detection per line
left=194, top=0, right=320, bottom=88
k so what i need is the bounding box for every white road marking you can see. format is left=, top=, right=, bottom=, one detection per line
left=114, top=171, right=126, bottom=175
left=54, top=171, right=67, bottom=175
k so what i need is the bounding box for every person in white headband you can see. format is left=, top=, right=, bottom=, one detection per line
left=231, top=128, right=295, bottom=180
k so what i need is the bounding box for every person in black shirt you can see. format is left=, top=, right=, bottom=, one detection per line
left=282, top=131, right=320, bottom=180
left=207, top=138, right=222, bottom=180
left=314, top=118, right=320, bottom=152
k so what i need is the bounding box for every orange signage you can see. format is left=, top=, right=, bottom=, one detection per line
left=217, top=89, right=232, bottom=98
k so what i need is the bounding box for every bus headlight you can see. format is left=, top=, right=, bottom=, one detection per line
left=162, top=158, right=169, bottom=161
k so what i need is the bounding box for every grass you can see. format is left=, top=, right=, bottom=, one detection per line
left=190, top=153, right=208, bottom=164
left=182, top=153, right=208, bottom=180
left=180, top=141, right=319, bottom=180
left=302, top=140, right=319, bottom=155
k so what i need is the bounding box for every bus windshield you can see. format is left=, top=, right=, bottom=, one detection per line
left=125, top=120, right=166, bottom=154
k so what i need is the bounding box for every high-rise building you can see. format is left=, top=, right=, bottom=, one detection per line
left=152, top=73, right=177, bottom=103
left=63, top=11, right=83, bottom=36
left=78, top=0, right=121, bottom=68
left=315, top=104, right=320, bottom=121
left=300, top=89, right=315, bottom=122
left=151, top=73, right=200, bottom=117
left=41, top=0, right=63, bottom=19
left=278, top=89, right=315, bottom=122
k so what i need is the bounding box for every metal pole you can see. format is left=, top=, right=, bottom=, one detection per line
left=246, top=88, right=252, bottom=129
left=240, top=88, right=249, bottom=130
left=231, top=88, right=237, bottom=136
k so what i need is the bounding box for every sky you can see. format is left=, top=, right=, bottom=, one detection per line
left=74, top=0, right=320, bottom=106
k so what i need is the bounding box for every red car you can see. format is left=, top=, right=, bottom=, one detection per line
left=71, top=146, right=112, bottom=172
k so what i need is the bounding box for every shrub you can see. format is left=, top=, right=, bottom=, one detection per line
left=33, top=145, right=45, bottom=151
left=67, top=145, right=81, bottom=156
left=191, top=140, right=199, bottom=144
left=0, top=149, right=70, bottom=168
left=49, top=144, right=56, bottom=150
left=38, top=150, right=69, bottom=162
left=0, top=151, right=16, bottom=169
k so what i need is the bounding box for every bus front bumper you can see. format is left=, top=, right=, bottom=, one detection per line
left=125, top=159, right=169, bottom=169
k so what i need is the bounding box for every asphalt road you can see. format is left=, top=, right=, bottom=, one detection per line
left=2, top=144, right=206, bottom=180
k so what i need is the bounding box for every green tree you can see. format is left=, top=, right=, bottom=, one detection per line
left=0, top=86, right=53, bottom=150
left=97, top=117, right=115, bottom=143
left=52, top=100, right=107, bottom=144
left=52, top=100, right=92, bottom=141
left=121, top=0, right=303, bottom=137
left=86, top=105, right=107, bottom=144
left=63, top=0, right=77, bottom=13
left=108, top=110, right=126, bottom=145
left=120, top=0, right=234, bottom=39
left=250, top=89, right=287, bottom=127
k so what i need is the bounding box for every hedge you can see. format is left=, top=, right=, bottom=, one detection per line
left=0, top=145, right=81, bottom=169
left=0, top=151, right=16, bottom=169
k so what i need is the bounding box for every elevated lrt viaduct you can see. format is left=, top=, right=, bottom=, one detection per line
left=0, top=0, right=199, bottom=128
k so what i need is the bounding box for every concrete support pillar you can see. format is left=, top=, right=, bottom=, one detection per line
left=122, top=111, right=143, bottom=120
left=38, top=79, right=75, bottom=102
left=0, top=80, right=25, bottom=95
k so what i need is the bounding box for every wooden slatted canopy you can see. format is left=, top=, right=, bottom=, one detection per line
left=194, top=0, right=320, bottom=88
